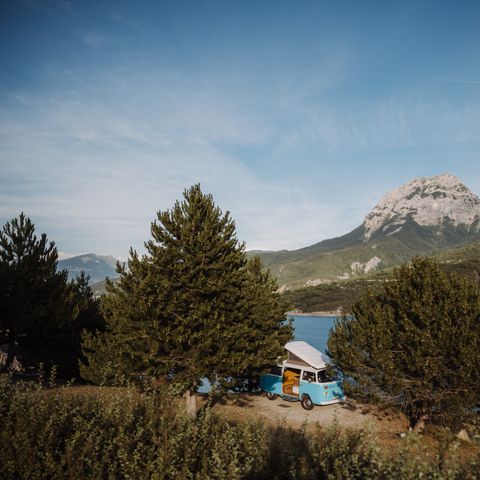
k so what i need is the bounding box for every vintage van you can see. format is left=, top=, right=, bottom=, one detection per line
left=259, top=340, right=346, bottom=410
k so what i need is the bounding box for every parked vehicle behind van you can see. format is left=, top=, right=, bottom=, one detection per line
left=259, top=341, right=346, bottom=410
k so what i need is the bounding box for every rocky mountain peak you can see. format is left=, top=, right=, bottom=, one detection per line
left=363, top=173, right=480, bottom=241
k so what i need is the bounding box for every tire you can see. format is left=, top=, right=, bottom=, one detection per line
left=301, top=395, right=314, bottom=410
left=266, top=392, right=278, bottom=400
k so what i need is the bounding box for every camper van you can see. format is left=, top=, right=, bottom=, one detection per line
left=259, top=341, right=346, bottom=410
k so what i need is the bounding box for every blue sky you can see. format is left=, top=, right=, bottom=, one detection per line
left=1, top=0, right=480, bottom=258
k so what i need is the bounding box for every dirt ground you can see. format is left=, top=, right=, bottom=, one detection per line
left=208, top=393, right=409, bottom=441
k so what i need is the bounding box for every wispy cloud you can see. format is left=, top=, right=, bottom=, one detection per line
left=272, top=95, right=480, bottom=156
left=0, top=70, right=355, bottom=255
left=2, top=62, right=480, bottom=256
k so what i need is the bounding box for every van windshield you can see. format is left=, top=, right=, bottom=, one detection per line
left=318, top=367, right=341, bottom=383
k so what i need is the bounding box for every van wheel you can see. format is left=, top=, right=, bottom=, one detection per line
left=301, top=395, right=314, bottom=410
left=266, top=392, right=278, bottom=400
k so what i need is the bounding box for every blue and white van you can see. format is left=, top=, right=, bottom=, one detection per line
left=260, top=341, right=346, bottom=410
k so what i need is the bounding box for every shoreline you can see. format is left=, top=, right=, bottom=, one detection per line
left=285, top=310, right=342, bottom=318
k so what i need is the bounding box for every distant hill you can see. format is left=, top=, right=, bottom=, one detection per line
left=284, top=238, right=480, bottom=313
left=58, top=254, right=119, bottom=284
left=255, top=173, right=480, bottom=290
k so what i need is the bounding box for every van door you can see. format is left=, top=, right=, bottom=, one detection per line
left=260, top=365, right=284, bottom=395
left=299, top=369, right=322, bottom=405
left=282, top=367, right=301, bottom=396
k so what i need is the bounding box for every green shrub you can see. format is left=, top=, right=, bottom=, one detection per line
left=0, top=374, right=478, bottom=479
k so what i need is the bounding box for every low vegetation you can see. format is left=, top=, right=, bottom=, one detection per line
left=1, top=375, right=479, bottom=480
left=282, top=278, right=383, bottom=313
left=283, top=243, right=480, bottom=313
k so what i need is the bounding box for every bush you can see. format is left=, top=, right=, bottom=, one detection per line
left=0, top=374, right=479, bottom=479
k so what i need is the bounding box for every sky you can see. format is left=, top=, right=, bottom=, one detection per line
left=1, top=0, right=480, bottom=258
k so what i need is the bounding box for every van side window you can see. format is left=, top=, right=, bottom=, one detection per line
left=270, top=365, right=283, bottom=376
left=302, top=371, right=316, bottom=383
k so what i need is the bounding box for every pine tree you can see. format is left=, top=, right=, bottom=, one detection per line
left=0, top=213, right=70, bottom=370
left=45, top=272, right=105, bottom=377
left=0, top=214, right=103, bottom=376
left=81, top=185, right=292, bottom=414
left=327, top=257, right=480, bottom=428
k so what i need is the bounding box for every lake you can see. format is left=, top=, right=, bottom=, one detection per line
left=198, top=315, right=337, bottom=392
left=290, top=315, right=337, bottom=353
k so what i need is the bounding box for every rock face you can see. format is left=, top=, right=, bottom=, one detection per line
left=254, top=172, right=480, bottom=290
left=351, top=256, right=382, bottom=274
left=363, top=173, right=480, bottom=241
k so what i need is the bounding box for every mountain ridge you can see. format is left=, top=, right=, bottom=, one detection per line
left=62, top=173, right=480, bottom=291
left=254, top=173, right=480, bottom=289
left=58, top=253, right=119, bottom=284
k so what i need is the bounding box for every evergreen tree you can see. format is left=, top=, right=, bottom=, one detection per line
left=0, top=214, right=69, bottom=370
left=327, top=257, right=480, bottom=428
left=0, top=214, right=103, bottom=376
left=81, top=185, right=292, bottom=414
left=44, top=272, right=104, bottom=378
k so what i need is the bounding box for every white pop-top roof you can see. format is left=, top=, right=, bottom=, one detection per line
left=285, top=341, right=330, bottom=369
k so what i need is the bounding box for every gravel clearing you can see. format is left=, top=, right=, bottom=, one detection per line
left=210, top=393, right=409, bottom=438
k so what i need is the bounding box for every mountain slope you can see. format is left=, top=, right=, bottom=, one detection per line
left=58, top=254, right=118, bottom=284
left=254, top=173, right=480, bottom=290
left=284, top=238, right=480, bottom=314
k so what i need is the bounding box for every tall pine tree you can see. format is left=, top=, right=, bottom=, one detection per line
left=0, top=214, right=70, bottom=370
left=0, top=214, right=104, bottom=375
left=81, top=185, right=292, bottom=414
left=327, top=257, right=480, bottom=429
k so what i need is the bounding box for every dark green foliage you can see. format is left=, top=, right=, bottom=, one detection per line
left=281, top=241, right=480, bottom=314
left=436, top=239, right=480, bottom=284
left=81, top=185, right=292, bottom=393
left=327, top=257, right=480, bottom=428
left=0, top=214, right=103, bottom=377
left=0, top=214, right=70, bottom=370
left=0, top=376, right=478, bottom=480
left=46, top=272, right=104, bottom=377
left=282, top=278, right=382, bottom=313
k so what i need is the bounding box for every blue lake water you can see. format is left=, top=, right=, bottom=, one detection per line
left=198, top=315, right=337, bottom=392
left=290, top=315, right=337, bottom=353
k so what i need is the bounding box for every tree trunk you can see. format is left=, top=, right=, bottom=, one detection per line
left=1, top=339, right=15, bottom=373
left=413, top=414, right=428, bottom=433
left=2, top=330, right=15, bottom=371
left=184, top=389, right=198, bottom=418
